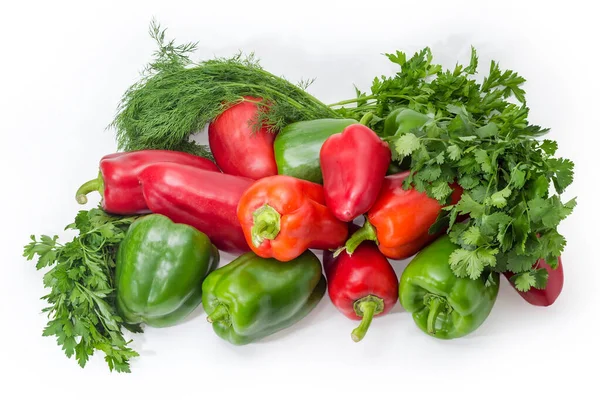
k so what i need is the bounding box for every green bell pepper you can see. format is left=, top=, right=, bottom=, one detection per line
left=115, top=214, right=219, bottom=328
left=273, top=118, right=357, bottom=183
left=399, top=236, right=499, bottom=339
left=202, top=250, right=326, bottom=345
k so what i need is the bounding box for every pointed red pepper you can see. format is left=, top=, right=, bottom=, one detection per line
left=139, top=163, right=253, bottom=254
left=504, top=257, right=564, bottom=306
left=323, top=238, right=398, bottom=342
left=343, top=171, right=463, bottom=259
left=75, top=150, right=220, bottom=215
left=320, top=123, right=391, bottom=221
left=237, top=175, right=349, bottom=262
left=208, top=96, right=278, bottom=180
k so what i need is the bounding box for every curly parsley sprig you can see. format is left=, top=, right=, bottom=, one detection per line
left=334, top=47, right=576, bottom=291
left=23, top=208, right=141, bottom=372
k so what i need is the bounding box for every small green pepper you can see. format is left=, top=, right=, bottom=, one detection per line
left=399, top=236, right=499, bottom=339
left=273, top=118, right=358, bottom=183
left=382, top=107, right=431, bottom=137
left=202, top=251, right=326, bottom=345
left=115, top=214, right=219, bottom=327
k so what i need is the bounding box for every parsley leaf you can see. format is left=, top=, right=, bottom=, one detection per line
left=23, top=208, right=140, bottom=372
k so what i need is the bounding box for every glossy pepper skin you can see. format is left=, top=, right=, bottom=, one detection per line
left=202, top=250, right=326, bottom=345
left=320, top=124, right=391, bottom=221
left=382, top=107, right=430, bottom=137
left=208, top=96, right=278, bottom=180
left=323, top=241, right=398, bottom=342
left=399, top=235, right=500, bottom=339
left=237, top=175, right=349, bottom=262
left=382, top=108, right=430, bottom=172
left=75, top=150, right=220, bottom=215
left=139, top=163, right=253, bottom=254
left=504, top=257, right=564, bottom=306
left=273, top=118, right=358, bottom=183
left=115, top=214, right=220, bottom=327
left=344, top=171, right=463, bottom=259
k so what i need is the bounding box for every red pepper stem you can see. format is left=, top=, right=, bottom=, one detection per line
left=343, top=220, right=378, bottom=255
left=351, top=295, right=385, bottom=342
left=427, top=297, right=444, bottom=334
left=251, top=204, right=281, bottom=247
left=206, top=304, right=229, bottom=324
left=75, top=171, right=104, bottom=205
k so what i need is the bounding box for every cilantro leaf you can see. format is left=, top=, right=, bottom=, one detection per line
left=455, top=193, right=485, bottom=218
left=395, top=133, right=421, bottom=158
left=547, top=158, right=575, bottom=194
left=333, top=45, right=576, bottom=290
left=447, top=144, right=462, bottom=161
left=487, top=186, right=512, bottom=209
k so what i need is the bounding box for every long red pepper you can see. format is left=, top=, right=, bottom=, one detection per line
left=208, top=96, right=278, bottom=180
left=504, top=257, right=564, bottom=306
left=139, top=163, right=253, bottom=254
left=237, top=175, right=349, bottom=262
left=75, top=150, right=220, bottom=215
left=323, top=241, right=398, bottom=342
left=320, top=123, right=391, bottom=221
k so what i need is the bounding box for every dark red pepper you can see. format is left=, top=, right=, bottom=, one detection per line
left=344, top=171, right=463, bottom=259
left=75, top=150, right=220, bottom=215
left=504, top=257, right=564, bottom=307
left=208, top=96, right=278, bottom=180
left=139, top=163, right=253, bottom=254
left=320, top=124, right=391, bottom=221
left=323, top=240, right=398, bottom=342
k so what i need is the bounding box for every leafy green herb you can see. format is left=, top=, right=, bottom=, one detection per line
left=334, top=47, right=576, bottom=287
left=23, top=208, right=140, bottom=372
left=111, top=20, right=338, bottom=157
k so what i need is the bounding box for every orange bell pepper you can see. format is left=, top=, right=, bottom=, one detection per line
left=237, top=175, right=349, bottom=261
left=344, top=171, right=463, bottom=260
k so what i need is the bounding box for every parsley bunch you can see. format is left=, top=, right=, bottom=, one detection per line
left=334, top=47, right=576, bottom=291
left=23, top=208, right=141, bottom=372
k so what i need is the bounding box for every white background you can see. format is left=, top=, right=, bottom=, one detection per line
left=2, top=0, right=598, bottom=398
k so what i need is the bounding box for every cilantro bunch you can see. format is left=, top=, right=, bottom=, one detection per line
left=334, top=47, right=576, bottom=291
left=23, top=208, right=141, bottom=372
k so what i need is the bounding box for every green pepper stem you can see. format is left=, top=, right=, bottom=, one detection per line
left=251, top=204, right=281, bottom=247
left=75, top=171, right=104, bottom=205
left=427, top=297, right=444, bottom=334
left=206, top=304, right=229, bottom=324
left=359, top=112, right=374, bottom=126
left=343, top=220, right=378, bottom=255
left=351, top=296, right=384, bottom=342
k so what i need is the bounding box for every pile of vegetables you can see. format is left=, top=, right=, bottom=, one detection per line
left=23, top=22, right=575, bottom=373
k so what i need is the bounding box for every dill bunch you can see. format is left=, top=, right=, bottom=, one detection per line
left=111, top=21, right=338, bottom=157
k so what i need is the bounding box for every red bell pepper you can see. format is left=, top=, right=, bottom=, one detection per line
left=208, top=96, right=278, bottom=180
left=320, top=124, right=391, bottom=221
left=323, top=241, right=398, bottom=342
left=139, top=163, right=253, bottom=254
left=75, top=150, right=220, bottom=215
left=344, top=171, right=463, bottom=259
left=237, top=175, right=349, bottom=262
left=504, top=257, right=564, bottom=306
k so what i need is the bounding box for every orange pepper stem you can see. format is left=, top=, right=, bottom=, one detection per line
left=251, top=204, right=281, bottom=247
left=344, top=219, right=378, bottom=255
